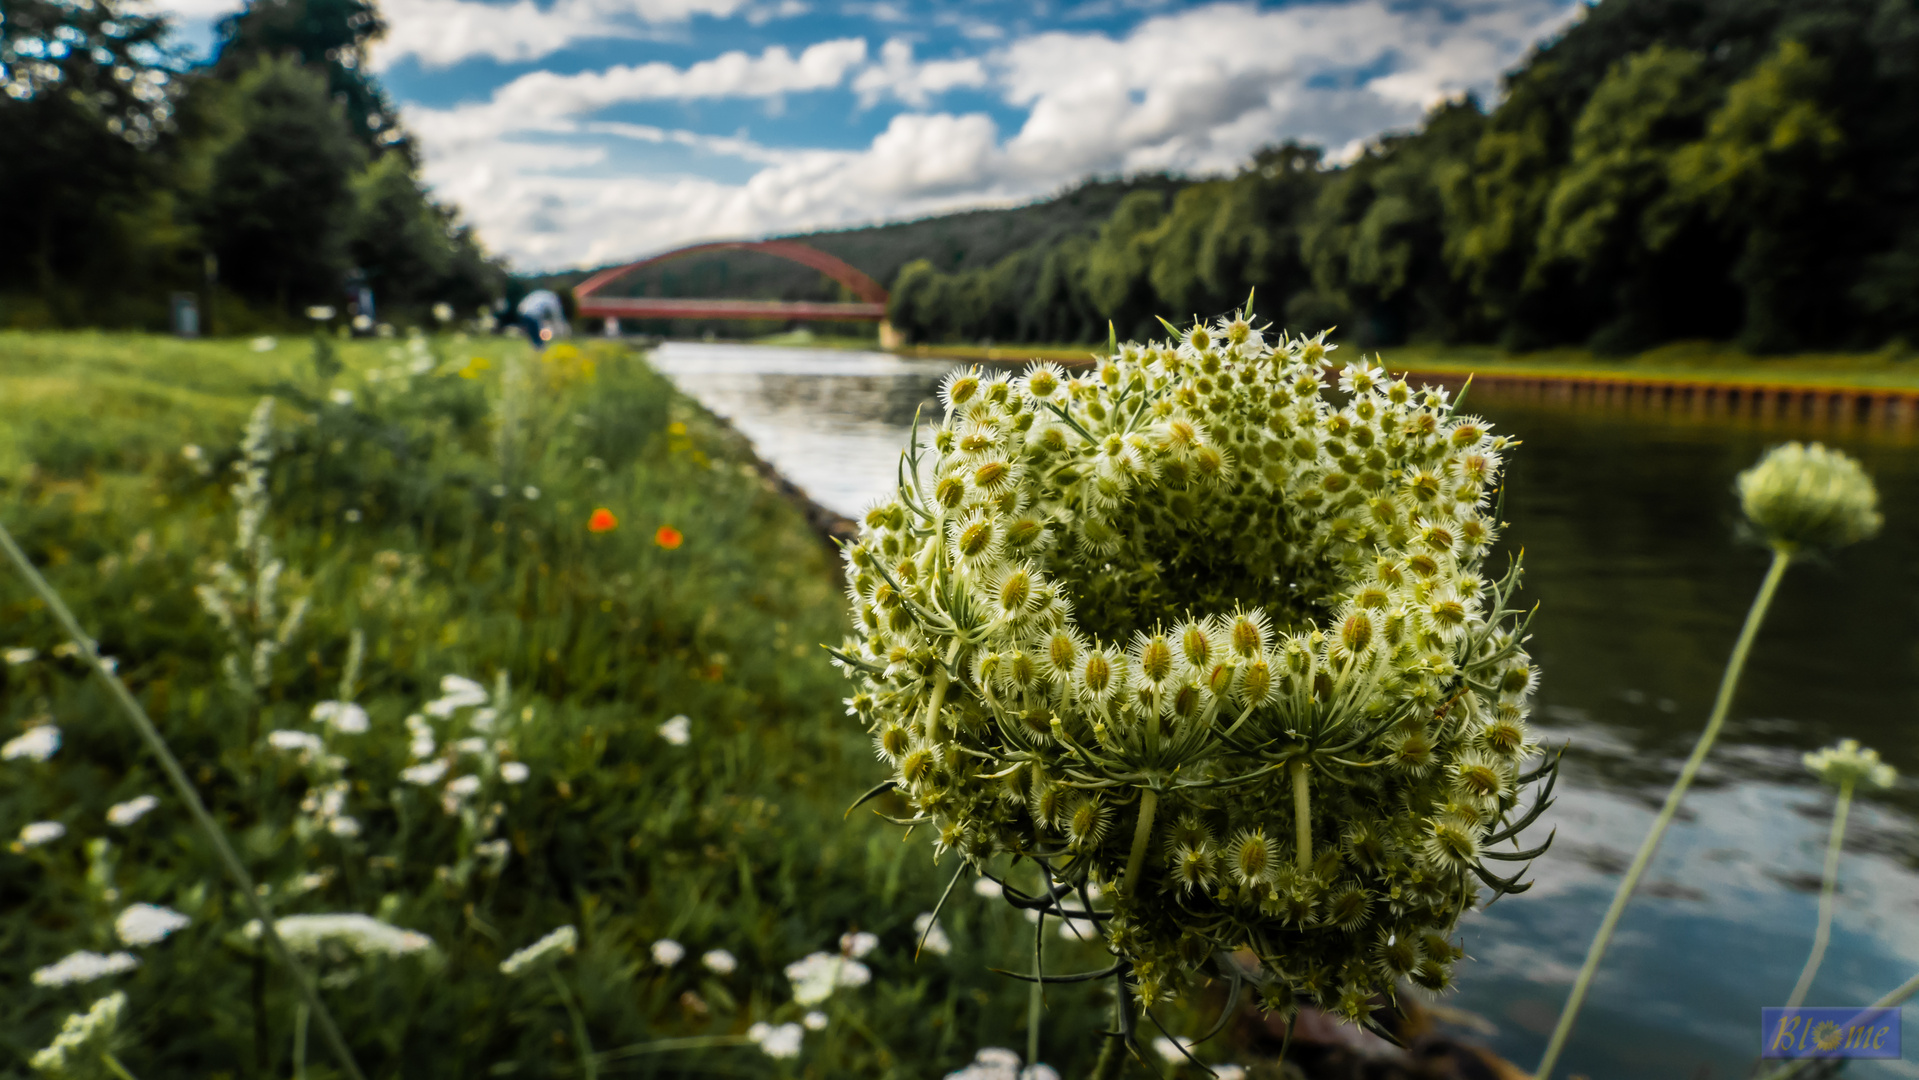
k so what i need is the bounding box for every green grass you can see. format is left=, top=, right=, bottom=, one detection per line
left=1372, top=339, right=1919, bottom=391
left=0, top=331, right=1132, bottom=1079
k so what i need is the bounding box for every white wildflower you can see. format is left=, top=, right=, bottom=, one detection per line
left=453, top=737, right=488, bottom=755
left=18, top=821, right=66, bottom=847
left=840, top=931, right=878, bottom=958
left=305, top=306, right=335, bottom=321
left=32, top=951, right=139, bottom=987
left=250, top=336, right=277, bottom=352
left=650, top=939, right=685, bottom=967
left=327, top=816, right=361, bottom=838
left=267, top=730, right=323, bottom=756
left=311, top=701, right=369, bottom=734
left=446, top=775, right=481, bottom=797
left=106, top=795, right=160, bottom=826
left=500, top=925, right=577, bottom=975
left=425, top=674, right=487, bottom=717
left=4, top=646, right=38, bottom=665
left=500, top=762, right=530, bottom=784
left=523, top=486, right=540, bottom=500
left=784, top=951, right=870, bottom=1006
left=747, top=1021, right=804, bottom=1060
left=247, top=913, right=433, bottom=957
left=29, top=991, right=126, bottom=1073
left=1213, top=1066, right=1247, bottom=1080
left=1152, top=1037, right=1194, bottom=1064
left=3, top=724, right=60, bottom=762
left=913, top=913, right=952, bottom=957
left=803, top=1011, right=827, bottom=1031
left=945, top=1047, right=1036, bottom=1080
left=658, top=714, right=690, bottom=746
left=701, top=949, right=737, bottom=975
left=972, top=877, right=1003, bottom=899
left=432, top=303, right=454, bottom=323
left=401, top=760, right=448, bottom=785
left=328, top=388, right=354, bottom=406
left=469, top=707, right=498, bottom=732
left=115, top=903, right=190, bottom=946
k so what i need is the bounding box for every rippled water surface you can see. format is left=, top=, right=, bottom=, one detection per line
left=652, top=341, right=1919, bottom=1079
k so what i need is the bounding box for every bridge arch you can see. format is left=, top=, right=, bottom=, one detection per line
left=573, top=239, right=890, bottom=323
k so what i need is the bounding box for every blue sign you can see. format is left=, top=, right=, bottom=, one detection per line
left=1761, top=1007, right=1902, bottom=1059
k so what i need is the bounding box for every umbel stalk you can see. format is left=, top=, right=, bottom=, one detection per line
left=1534, top=548, right=1790, bottom=1079
left=1785, top=777, right=1855, bottom=1011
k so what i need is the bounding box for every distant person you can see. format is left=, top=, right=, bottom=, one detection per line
left=516, top=290, right=570, bottom=343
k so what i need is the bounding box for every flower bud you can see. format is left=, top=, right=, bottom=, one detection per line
left=1737, top=442, right=1882, bottom=553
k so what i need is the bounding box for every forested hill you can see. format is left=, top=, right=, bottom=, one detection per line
left=891, top=0, right=1919, bottom=354
left=548, top=0, right=1919, bottom=356
left=519, top=175, right=1192, bottom=315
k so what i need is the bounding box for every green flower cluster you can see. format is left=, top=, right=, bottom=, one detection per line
left=833, top=311, right=1552, bottom=1021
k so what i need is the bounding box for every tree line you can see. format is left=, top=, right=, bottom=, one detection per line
left=0, top=0, right=504, bottom=331
left=889, top=0, right=1919, bottom=354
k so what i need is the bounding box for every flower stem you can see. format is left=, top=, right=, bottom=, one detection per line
left=100, top=1053, right=141, bottom=1080
left=1125, top=789, right=1159, bottom=887
left=294, top=1003, right=310, bottom=1080
left=0, top=521, right=368, bottom=1080
left=923, top=639, right=963, bottom=741
left=1785, top=777, right=1855, bottom=1011
left=1291, top=760, right=1311, bottom=874
left=1535, top=547, right=1791, bottom=1080
left=550, top=968, right=598, bottom=1080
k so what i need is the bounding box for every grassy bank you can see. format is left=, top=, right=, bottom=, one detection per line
left=0, top=330, right=1121, bottom=1078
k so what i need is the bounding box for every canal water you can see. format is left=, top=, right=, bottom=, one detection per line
left=651, top=341, right=1919, bottom=1080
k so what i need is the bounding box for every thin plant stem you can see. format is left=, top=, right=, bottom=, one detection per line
left=0, top=521, right=368, bottom=1080
left=1535, top=547, right=1792, bottom=1080
left=1785, top=778, right=1855, bottom=1011
left=1029, top=863, right=1044, bottom=1072
left=1768, top=969, right=1919, bottom=1080
left=294, top=1002, right=310, bottom=1080
left=101, top=1052, right=141, bottom=1080
left=549, top=967, right=598, bottom=1080
left=1291, top=760, right=1310, bottom=873
left=1124, top=789, right=1158, bottom=887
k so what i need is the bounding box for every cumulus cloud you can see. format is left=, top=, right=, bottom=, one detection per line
left=408, top=39, right=869, bottom=150
left=413, top=0, right=1582, bottom=269
left=852, top=38, right=990, bottom=107
left=372, top=0, right=758, bottom=68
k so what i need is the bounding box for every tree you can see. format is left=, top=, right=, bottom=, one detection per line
left=0, top=0, right=182, bottom=322
left=211, top=0, right=402, bottom=155
left=193, top=55, right=364, bottom=313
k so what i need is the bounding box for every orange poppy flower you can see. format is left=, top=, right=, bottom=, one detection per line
left=587, top=508, right=618, bottom=533
left=655, top=525, right=684, bottom=550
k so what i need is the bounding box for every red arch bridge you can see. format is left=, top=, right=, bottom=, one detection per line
left=573, top=240, right=893, bottom=334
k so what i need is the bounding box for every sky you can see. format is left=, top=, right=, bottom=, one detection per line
left=155, top=0, right=1587, bottom=272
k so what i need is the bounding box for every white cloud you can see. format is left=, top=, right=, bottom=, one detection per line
left=375, top=0, right=757, bottom=69
left=414, top=0, right=1584, bottom=269
left=852, top=38, right=989, bottom=107
left=408, top=38, right=868, bottom=150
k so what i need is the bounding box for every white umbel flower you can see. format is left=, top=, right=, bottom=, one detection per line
left=658, top=715, right=691, bottom=746
left=106, top=794, right=160, bottom=826
left=425, top=675, right=488, bottom=717
left=3, top=647, right=38, bottom=665
left=500, top=925, right=577, bottom=975
left=30, top=991, right=126, bottom=1073
left=701, top=949, right=737, bottom=975
left=913, top=913, right=952, bottom=957
left=247, top=914, right=433, bottom=958
left=401, top=760, right=448, bottom=786
left=115, top=903, right=190, bottom=946
left=311, top=701, right=369, bottom=734
left=18, top=821, right=65, bottom=847
left=649, top=939, right=686, bottom=967
left=783, top=951, right=870, bottom=1006
left=500, top=762, right=530, bottom=784
left=32, top=951, right=140, bottom=987
left=747, top=1021, right=804, bottom=1059
left=2, top=724, right=59, bottom=762
left=267, top=730, right=323, bottom=756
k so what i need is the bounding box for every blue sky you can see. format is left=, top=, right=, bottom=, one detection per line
left=161, top=0, right=1586, bottom=271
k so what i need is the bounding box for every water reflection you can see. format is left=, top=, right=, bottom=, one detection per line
left=651, top=342, right=1919, bottom=1080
